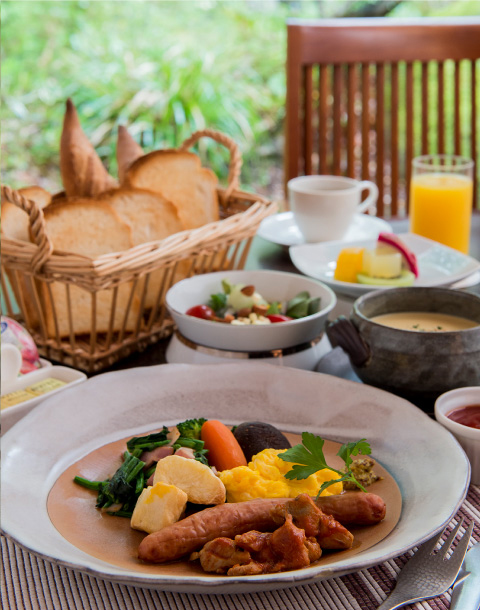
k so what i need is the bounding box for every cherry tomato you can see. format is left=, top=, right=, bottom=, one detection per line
left=266, top=314, right=294, bottom=323
left=186, top=304, right=215, bottom=320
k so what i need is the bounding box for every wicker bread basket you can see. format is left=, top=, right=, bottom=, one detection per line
left=1, top=129, right=278, bottom=372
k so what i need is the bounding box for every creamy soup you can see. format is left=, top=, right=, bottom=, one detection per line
left=370, top=312, right=478, bottom=332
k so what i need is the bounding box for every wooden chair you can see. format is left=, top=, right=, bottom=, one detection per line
left=285, top=17, right=480, bottom=217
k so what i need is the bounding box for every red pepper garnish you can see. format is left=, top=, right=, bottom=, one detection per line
left=266, top=314, right=294, bottom=323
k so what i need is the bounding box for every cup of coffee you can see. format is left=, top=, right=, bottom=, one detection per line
left=287, top=175, right=379, bottom=243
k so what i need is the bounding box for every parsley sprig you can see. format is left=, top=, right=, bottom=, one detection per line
left=278, top=432, right=371, bottom=497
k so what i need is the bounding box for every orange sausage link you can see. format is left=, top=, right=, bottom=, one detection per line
left=201, top=420, right=247, bottom=471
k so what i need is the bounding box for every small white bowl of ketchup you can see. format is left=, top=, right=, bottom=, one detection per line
left=435, top=386, right=480, bottom=485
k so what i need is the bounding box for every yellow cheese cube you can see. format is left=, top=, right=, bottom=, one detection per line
left=334, top=247, right=365, bottom=283
left=130, top=482, right=187, bottom=534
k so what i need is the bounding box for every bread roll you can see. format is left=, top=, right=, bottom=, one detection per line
left=116, top=126, right=144, bottom=183
left=60, top=98, right=117, bottom=198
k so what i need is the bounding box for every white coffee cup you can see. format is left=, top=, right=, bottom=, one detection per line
left=288, top=175, right=379, bottom=243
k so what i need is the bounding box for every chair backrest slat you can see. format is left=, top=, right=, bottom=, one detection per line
left=438, top=60, right=445, bottom=154
left=421, top=62, right=429, bottom=154
left=285, top=17, right=480, bottom=217
left=391, top=63, right=399, bottom=216
left=454, top=60, right=461, bottom=156
left=304, top=64, right=314, bottom=175
left=361, top=63, right=370, bottom=181
left=347, top=64, right=356, bottom=178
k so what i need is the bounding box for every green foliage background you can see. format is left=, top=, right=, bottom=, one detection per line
left=1, top=0, right=479, bottom=199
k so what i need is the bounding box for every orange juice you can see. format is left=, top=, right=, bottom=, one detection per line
left=409, top=174, right=473, bottom=253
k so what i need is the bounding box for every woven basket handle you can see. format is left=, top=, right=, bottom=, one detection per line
left=1, top=184, right=53, bottom=272
left=179, top=129, right=242, bottom=204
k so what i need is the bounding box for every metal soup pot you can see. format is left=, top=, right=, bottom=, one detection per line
left=326, top=287, right=480, bottom=402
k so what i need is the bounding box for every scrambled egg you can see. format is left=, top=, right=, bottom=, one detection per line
left=218, top=448, right=343, bottom=503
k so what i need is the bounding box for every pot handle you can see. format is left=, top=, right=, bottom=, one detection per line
left=326, top=316, right=370, bottom=368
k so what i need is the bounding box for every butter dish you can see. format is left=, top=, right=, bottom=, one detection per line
left=1, top=364, right=87, bottom=435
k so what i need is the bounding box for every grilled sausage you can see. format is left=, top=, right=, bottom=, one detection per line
left=317, top=492, right=387, bottom=525
left=138, top=492, right=385, bottom=563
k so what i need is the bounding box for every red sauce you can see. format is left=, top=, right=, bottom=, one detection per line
left=447, top=405, right=480, bottom=429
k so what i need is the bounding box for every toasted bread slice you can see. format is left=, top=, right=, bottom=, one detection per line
left=41, top=199, right=140, bottom=337
left=124, top=150, right=219, bottom=229
left=1, top=186, right=52, bottom=242
left=100, top=187, right=187, bottom=308
left=1, top=186, right=53, bottom=329
left=60, top=98, right=117, bottom=198
left=101, top=188, right=184, bottom=245
left=117, top=126, right=144, bottom=183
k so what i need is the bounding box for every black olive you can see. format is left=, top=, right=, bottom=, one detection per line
left=233, top=421, right=291, bottom=462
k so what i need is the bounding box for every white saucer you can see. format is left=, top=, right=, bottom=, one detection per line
left=257, top=211, right=392, bottom=247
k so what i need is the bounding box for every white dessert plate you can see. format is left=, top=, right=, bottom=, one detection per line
left=289, top=232, right=480, bottom=298
left=257, top=211, right=392, bottom=247
left=2, top=363, right=470, bottom=594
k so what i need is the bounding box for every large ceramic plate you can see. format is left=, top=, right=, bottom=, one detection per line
left=2, top=363, right=470, bottom=595
left=289, top=232, right=480, bottom=298
left=257, top=211, right=392, bottom=248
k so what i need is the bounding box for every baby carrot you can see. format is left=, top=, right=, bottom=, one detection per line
left=201, top=420, right=247, bottom=471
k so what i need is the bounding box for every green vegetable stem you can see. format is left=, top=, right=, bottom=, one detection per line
left=126, top=427, right=170, bottom=457
left=74, top=450, right=146, bottom=517
left=278, top=432, right=371, bottom=497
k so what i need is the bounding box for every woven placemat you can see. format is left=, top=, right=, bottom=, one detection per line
left=2, top=485, right=479, bottom=610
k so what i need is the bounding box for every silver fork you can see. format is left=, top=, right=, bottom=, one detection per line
left=377, top=520, right=473, bottom=610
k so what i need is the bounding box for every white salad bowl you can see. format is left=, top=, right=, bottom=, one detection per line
left=165, top=270, right=336, bottom=351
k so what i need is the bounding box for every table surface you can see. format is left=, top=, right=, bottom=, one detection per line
left=2, top=215, right=480, bottom=610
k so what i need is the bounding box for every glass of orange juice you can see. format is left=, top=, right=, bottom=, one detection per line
left=409, top=155, right=474, bottom=253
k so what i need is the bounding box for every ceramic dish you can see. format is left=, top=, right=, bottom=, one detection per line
left=435, top=387, right=480, bottom=485
left=2, top=363, right=470, bottom=594
left=257, top=211, right=392, bottom=248
left=165, top=270, right=336, bottom=351
left=1, top=365, right=87, bottom=435
left=289, top=233, right=480, bottom=298
left=326, top=287, right=480, bottom=402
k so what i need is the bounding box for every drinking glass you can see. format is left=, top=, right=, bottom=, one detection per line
left=409, top=155, right=474, bottom=253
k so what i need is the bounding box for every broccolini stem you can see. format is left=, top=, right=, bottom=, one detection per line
left=73, top=476, right=103, bottom=491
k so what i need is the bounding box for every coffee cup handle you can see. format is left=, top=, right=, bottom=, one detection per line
left=357, top=181, right=379, bottom=213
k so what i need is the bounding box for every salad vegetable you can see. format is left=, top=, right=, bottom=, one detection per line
left=186, top=280, right=321, bottom=325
